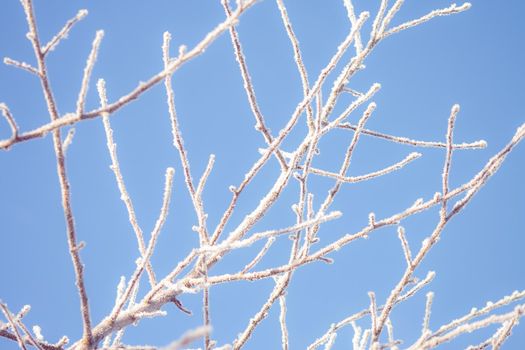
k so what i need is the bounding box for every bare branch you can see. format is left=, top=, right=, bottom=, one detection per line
left=305, top=152, right=421, bottom=183
left=335, top=121, right=487, bottom=149
left=241, top=237, right=276, bottom=274
left=384, top=3, right=472, bottom=38
left=275, top=0, right=315, bottom=130
left=279, top=295, right=289, bottom=350
left=343, top=0, right=364, bottom=54
left=42, top=9, right=88, bottom=55
left=76, top=30, right=104, bottom=117
left=3, top=57, right=40, bottom=76
left=397, top=226, right=412, bottom=266
left=440, top=104, right=459, bottom=219
left=222, top=0, right=288, bottom=170
left=62, top=128, right=75, bottom=154
left=0, top=103, right=19, bottom=141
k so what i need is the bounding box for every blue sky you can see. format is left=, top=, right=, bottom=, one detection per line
left=0, top=1, right=524, bottom=349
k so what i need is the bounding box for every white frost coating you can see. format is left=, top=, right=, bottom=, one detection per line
left=32, top=325, right=44, bottom=341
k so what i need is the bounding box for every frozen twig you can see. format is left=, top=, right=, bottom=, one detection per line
left=0, top=103, right=19, bottom=141
left=233, top=276, right=290, bottom=349
left=371, top=0, right=389, bottom=40
left=275, top=0, right=315, bottom=130
left=323, top=333, right=337, bottom=350
left=196, top=154, right=216, bottom=200
left=385, top=318, right=399, bottom=350
left=42, top=9, right=88, bottom=55
left=397, top=226, right=412, bottom=266
left=441, top=104, right=459, bottom=219
left=203, top=211, right=341, bottom=255
left=97, top=78, right=157, bottom=288
left=378, top=0, right=404, bottom=37
left=305, top=152, right=421, bottom=184
left=76, top=30, right=104, bottom=117
left=241, top=237, right=276, bottom=273
left=359, top=329, right=371, bottom=350
left=279, top=295, right=289, bottom=350
left=368, top=291, right=378, bottom=349
left=62, top=128, right=75, bottom=154
left=384, top=3, right=472, bottom=38
left=223, top=0, right=288, bottom=170
left=343, top=0, right=364, bottom=54
left=3, top=57, right=40, bottom=76
left=335, top=121, right=487, bottom=149
left=422, top=292, right=434, bottom=335
left=321, top=84, right=380, bottom=134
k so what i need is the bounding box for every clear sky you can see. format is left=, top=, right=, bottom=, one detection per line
left=0, top=1, right=524, bottom=349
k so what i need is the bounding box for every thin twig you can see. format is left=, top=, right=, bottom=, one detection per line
left=222, top=0, right=288, bottom=170
left=3, top=57, right=40, bottom=76
left=76, top=30, right=104, bottom=117
left=441, top=104, right=459, bottom=219
left=275, top=0, right=315, bottom=130
left=369, top=291, right=378, bottom=344
left=384, top=3, right=472, bottom=38
left=279, top=295, right=289, bottom=350
left=335, top=121, right=487, bottom=149
left=371, top=0, right=389, bottom=40
left=0, top=103, right=19, bottom=141
left=241, top=237, right=276, bottom=274
left=305, top=152, right=421, bottom=183
left=422, top=292, right=434, bottom=335
left=42, top=9, right=88, bottom=55
left=97, top=78, right=157, bottom=287
left=343, top=0, right=364, bottom=54
left=203, top=211, right=341, bottom=255
left=196, top=154, right=216, bottom=200
left=397, top=226, right=412, bottom=266
left=62, top=128, right=75, bottom=154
